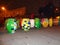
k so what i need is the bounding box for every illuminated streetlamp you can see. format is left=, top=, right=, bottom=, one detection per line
left=0, top=6, right=7, bottom=17
left=1, top=6, right=6, bottom=11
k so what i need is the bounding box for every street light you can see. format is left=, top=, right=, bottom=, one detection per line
left=1, top=6, right=6, bottom=11
left=0, top=6, right=7, bottom=17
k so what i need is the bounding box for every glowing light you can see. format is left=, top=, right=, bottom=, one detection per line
left=56, top=16, right=60, bottom=19
left=56, top=8, right=59, bottom=11
left=1, top=6, right=6, bottom=10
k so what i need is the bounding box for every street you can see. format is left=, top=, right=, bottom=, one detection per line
left=0, top=26, right=60, bottom=45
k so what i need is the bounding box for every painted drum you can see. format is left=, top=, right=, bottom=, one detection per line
left=22, top=18, right=30, bottom=31
left=49, top=18, right=53, bottom=27
left=41, top=18, right=48, bottom=28
left=56, top=16, right=60, bottom=26
left=5, top=18, right=17, bottom=34
left=34, top=18, right=41, bottom=29
left=53, top=18, right=59, bottom=26
left=30, top=19, right=34, bottom=28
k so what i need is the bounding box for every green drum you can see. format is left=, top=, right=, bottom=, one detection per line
left=48, top=18, right=53, bottom=27
left=34, top=18, right=41, bottom=29
left=5, top=18, right=17, bottom=34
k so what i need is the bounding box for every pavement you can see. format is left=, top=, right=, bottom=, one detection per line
left=0, top=26, right=60, bottom=45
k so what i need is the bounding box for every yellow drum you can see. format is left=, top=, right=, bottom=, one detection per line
left=22, top=18, right=30, bottom=31
left=49, top=18, right=53, bottom=27
left=41, top=18, right=48, bottom=28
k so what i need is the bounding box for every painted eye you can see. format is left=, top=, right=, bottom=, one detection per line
left=23, top=26, right=24, bottom=28
left=22, top=24, right=25, bottom=27
left=24, top=21, right=27, bottom=22
left=28, top=26, right=29, bottom=27
left=11, top=28, right=14, bottom=30
left=14, top=20, right=17, bottom=22
left=23, top=24, right=25, bottom=26
left=28, top=22, right=30, bottom=24
left=26, top=27, right=28, bottom=29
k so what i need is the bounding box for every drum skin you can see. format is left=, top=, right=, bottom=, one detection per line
left=53, top=18, right=59, bottom=26
left=34, top=18, right=41, bottom=29
left=41, top=18, right=48, bottom=28
left=21, top=18, right=30, bottom=31
left=5, top=18, right=17, bottom=34
left=49, top=18, right=53, bottom=27
left=30, top=19, right=34, bottom=28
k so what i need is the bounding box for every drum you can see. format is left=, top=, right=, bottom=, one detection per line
left=41, top=18, right=48, bottom=28
left=34, top=18, right=41, bottom=29
left=53, top=18, right=59, bottom=26
left=49, top=18, right=53, bottom=27
left=30, top=19, right=34, bottom=28
left=22, top=18, right=30, bottom=31
left=5, top=18, right=17, bottom=34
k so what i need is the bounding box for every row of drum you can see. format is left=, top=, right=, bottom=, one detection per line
left=5, top=18, right=60, bottom=33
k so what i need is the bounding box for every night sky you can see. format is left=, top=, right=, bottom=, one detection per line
left=0, top=0, right=28, bottom=10
left=0, top=0, right=60, bottom=16
left=0, top=0, right=52, bottom=10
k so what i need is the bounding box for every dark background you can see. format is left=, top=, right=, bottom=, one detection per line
left=0, top=0, right=60, bottom=15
